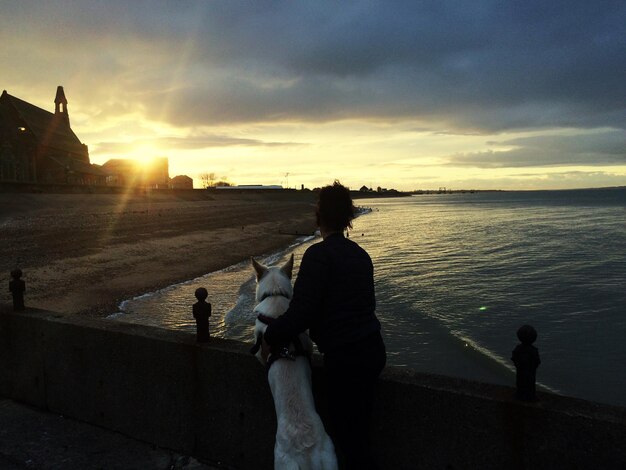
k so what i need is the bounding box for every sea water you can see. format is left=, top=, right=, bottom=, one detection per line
left=111, top=188, right=626, bottom=407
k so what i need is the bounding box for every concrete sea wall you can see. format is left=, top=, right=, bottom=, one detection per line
left=1, top=309, right=625, bottom=469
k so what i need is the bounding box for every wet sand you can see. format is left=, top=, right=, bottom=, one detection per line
left=0, top=190, right=316, bottom=316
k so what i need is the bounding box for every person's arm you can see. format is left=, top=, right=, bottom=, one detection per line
left=264, top=246, right=328, bottom=346
left=534, top=348, right=541, bottom=367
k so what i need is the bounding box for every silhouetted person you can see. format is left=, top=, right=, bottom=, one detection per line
left=9, top=268, right=25, bottom=311
left=263, top=181, right=386, bottom=470
left=511, top=325, right=540, bottom=401
left=193, top=287, right=211, bottom=342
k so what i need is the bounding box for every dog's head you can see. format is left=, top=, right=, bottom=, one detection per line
left=251, top=254, right=294, bottom=303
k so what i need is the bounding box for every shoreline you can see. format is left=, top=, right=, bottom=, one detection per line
left=0, top=191, right=317, bottom=317
left=113, top=232, right=318, bottom=317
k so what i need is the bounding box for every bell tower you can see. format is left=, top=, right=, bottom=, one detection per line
left=54, top=85, right=70, bottom=127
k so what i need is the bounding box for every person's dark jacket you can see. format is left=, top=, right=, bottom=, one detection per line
left=264, top=233, right=381, bottom=353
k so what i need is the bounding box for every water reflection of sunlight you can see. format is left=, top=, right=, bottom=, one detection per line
left=113, top=236, right=316, bottom=343
left=110, top=193, right=626, bottom=406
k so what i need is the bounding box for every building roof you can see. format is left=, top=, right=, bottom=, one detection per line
left=0, top=90, right=85, bottom=155
left=49, top=155, right=108, bottom=176
left=102, top=158, right=138, bottom=168
left=170, top=175, right=193, bottom=182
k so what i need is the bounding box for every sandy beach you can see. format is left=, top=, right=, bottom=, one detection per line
left=0, top=190, right=317, bottom=316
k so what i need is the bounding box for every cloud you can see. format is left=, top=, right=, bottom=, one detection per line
left=157, top=134, right=304, bottom=150
left=498, top=131, right=626, bottom=157
left=448, top=129, right=626, bottom=168
left=3, top=1, right=626, bottom=189
left=174, top=0, right=626, bottom=131
left=93, top=133, right=304, bottom=155
left=457, top=171, right=626, bottom=191
left=2, top=1, right=625, bottom=133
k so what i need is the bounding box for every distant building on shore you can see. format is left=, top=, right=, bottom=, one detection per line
left=102, top=157, right=169, bottom=188
left=169, top=175, right=193, bottom=189
left=0, top=86, right=106, bottom=185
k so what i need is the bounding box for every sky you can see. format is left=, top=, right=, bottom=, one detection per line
left=2, top=1, right=625, bottom=190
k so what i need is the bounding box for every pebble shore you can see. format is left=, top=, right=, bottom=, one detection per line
left=0, top=190, right=316, bottom=316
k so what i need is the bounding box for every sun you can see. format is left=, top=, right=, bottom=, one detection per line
left=131, top=142, right=162, bottom=165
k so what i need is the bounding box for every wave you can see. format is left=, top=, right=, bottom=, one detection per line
left=449, top=330, right=559, bottom=394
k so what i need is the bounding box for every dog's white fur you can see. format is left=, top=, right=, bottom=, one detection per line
left=252, top=255, right=338, bottom=470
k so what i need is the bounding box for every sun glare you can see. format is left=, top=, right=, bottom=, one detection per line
left=132, top=142, right=160, bottom=158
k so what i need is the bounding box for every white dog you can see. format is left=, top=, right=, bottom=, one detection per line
left=250, top=254, right=338, bottom=470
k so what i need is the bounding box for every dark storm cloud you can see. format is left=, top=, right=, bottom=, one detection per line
left=153, top=0, right=626, bottom=132
left=3, top=1, right=626, bottom=132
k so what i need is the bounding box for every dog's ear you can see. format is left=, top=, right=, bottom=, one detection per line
left=281, top=253, right=294, bottom=280
left=251, top=257, right=268, bottom=280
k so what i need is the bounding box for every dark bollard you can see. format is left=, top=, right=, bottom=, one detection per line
left=9, top=268, right=26, bottom=311
left=511, top=325, right=541, bottom=401
left=193, top=287, right=212, bottom=343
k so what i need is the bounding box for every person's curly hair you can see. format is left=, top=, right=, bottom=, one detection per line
left=316, top=181, right=356, bottom=231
